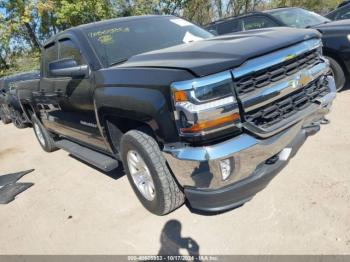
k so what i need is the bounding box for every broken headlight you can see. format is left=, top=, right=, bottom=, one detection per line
left=171, top=71, right=241, bottom=137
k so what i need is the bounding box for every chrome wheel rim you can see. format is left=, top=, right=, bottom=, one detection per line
left=34, top=123, right=45, bottom=146
left=127, top=150, right=155, bottom=201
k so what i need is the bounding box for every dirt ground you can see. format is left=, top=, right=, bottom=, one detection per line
left=0, top=90, right=349, bottom=255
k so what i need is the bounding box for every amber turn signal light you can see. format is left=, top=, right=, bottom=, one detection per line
left=180, top=113, right=240, bottom=133
left=173, top=90, right=188, bottom=102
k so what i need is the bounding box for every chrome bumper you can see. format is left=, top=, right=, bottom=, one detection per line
left=163, top=76, right=336, bottom=190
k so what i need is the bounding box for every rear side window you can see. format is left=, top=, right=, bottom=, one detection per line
left=242, top=16, right=278, bottom=30
left=335, top=5, right=350, bottom=20
left=58, top=39, right=84, bottom=65
left=217, top=20, right=242, bottom=34
left=43, top=43, right=58, bottom=77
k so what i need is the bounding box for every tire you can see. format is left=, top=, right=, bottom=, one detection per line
left=1, top=114, right=11, bottom=125
left=0, top=108, right=12, bottom=124
left=11, top=110, right=27, bottom=129
left=121, top=130, right=185, bottom=215
left=31, top=114, right=58, bottom=152
left=326, top=56, right=346, bottom=91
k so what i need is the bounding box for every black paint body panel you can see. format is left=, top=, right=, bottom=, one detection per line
left=121, top=27, right=320, bottom=77
left=19, top=16, right=321, bottom=155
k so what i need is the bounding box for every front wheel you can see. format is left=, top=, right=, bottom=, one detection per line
left=31, top=114, right=58, bottom=152
left=121, top=130, right=185, bottom=215
left=326, top=56, right=346, bottom=91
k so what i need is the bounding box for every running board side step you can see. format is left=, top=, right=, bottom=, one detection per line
left=55, top=139, right=118, bottom=172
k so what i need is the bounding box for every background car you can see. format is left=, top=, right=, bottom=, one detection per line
left=326, top=2, right=350, bottom=21
left=0, top=71, right=40, bottom=127
left=337, top=0, right=350, bottom=8
left=205, top=7, right=350, bottom=91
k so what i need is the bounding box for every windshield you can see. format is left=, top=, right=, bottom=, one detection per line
left=268, top=8, right=330, bottom=28
left=84, top=16, right=213, bottom=67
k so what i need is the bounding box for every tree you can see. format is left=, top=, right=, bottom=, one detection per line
left=158, top=0, right=186, bottom=15
left=0, top=0, right=344, bottom=77
left=271, top=0, right=341, bottom=12
left=183, top=0, right=213, bottom=25
left=0, top=0, right=41, bottom=50
left=54, top=0, right=116, bottom=29
left=37, top=0, right=59, bottom=39
left=115, top=0, right=161, bottom=16
left=0, top=14, right=11, bottom=72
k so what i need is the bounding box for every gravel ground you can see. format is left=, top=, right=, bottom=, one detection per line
left=0, top=90, right=349, bottom=255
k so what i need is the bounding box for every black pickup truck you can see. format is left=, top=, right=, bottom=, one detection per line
left=17, top=15, right=336, bottom=215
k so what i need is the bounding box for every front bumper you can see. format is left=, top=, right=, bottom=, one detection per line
left=183, top=126, right=315, bottom=212
left=163, top=76, right=336, bottom=212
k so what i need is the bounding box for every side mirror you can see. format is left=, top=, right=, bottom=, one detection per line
left=49, top=58, right=89, bottom=78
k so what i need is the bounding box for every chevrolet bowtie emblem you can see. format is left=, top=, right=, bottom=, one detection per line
left=299, top=74, right=313, bottom=86
left=291, top=72, right=313, bottom=89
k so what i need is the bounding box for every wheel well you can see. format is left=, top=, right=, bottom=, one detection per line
left=104, top=116, right=159, bottom=156
left=324, top=51, right=349, bottom=78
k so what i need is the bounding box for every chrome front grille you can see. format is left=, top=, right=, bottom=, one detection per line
left=231, top=38, right=331, bottom=137
left=236, top=49, right=322, bottom=96
left=245, top=77, right=330, bottom=129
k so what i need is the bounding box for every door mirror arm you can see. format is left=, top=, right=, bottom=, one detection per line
left=49, top=58, right=89, bottom=78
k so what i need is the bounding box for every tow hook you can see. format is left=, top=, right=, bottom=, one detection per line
left=303, top=124, right=321, bottom=136
left=320, top=118, right=330, bottom=125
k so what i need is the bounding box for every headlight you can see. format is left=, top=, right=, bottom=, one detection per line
left=171, top=71, right=241, bottom=137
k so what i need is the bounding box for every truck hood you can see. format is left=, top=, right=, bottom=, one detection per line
left=117, top=27, right=321, bottom=77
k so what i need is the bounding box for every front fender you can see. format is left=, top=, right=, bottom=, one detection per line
left=94, top=85, right=179, bottom=144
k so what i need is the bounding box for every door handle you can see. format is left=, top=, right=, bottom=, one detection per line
left=54, top=89, right=67, bottom=97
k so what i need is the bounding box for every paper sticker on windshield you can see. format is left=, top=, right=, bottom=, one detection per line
left=170, top=18, right=193, bottom=27
left=183, top=31, right=203, bottom=43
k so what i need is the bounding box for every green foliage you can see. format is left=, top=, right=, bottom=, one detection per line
left=271, top=0, right=342, bottom=13
left=116, top=0, right=160, bottom=16
left=0, top=51, right=40, bottom=77
left=183, top=0, right=213, bottom=25
left=0, top=14, right=11, bottom=69
left=54, top=0, right=115, bottom=29
left=0, top=0, right=41, bottom=50
left=0, top=0, right=344, bottom=77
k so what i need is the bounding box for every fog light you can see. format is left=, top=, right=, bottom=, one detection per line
left=219, top=158, right=233, bottom=181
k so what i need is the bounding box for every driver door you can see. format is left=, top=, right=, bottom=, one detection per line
left=45, top=38, right=106, bottom=150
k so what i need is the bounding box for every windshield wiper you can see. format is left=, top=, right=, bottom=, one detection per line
left=109, top=58, right=128, bottom=66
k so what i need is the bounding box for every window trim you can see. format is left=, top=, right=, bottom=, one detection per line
left=242, top=15, right=278, bottom=31
left=58, top=37, right=86, bottom=65
left=42, top=41, right=58, bottom=78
